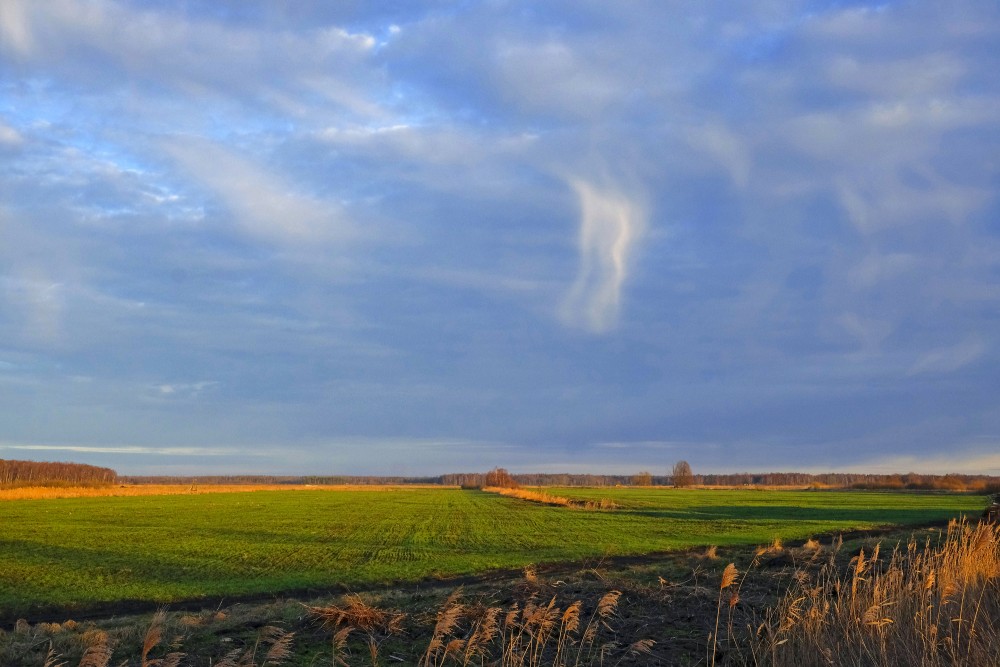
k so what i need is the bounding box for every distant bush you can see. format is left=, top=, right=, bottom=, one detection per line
left=632, top=471, right=653, bottom=486
left=483, top=467, right=519, bottom=489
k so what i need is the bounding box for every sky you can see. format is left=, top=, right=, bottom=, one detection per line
left=1, top=1, right=999, bottom=477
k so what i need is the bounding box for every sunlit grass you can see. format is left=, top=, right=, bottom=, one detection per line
left=0, top=487, right=983, bottom=618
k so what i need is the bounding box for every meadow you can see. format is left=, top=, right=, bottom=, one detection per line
left=0, top=487, right=984, bottom=622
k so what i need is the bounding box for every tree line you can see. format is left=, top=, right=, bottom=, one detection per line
left=120, top=475, right=442, bottom=485
left=0, top=459, right=117, bottom=488
left=5, top=458, right=999, bottom=493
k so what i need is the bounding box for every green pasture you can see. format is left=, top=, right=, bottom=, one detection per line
left=0, top=487, right=983, bottom=619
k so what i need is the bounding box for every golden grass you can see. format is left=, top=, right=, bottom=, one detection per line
left=0, top=483, right=445, bottom=502
left=755, top=536, right=784, bottom=557
left=710, top=563, right=740, bottom=667
left=483, top=487, right=619, bottom=510
left=751, top=519, right=1000, bottom=666
left=302, top=581, right=642, bottom=667
left=484, top=487, right=575, bottom=506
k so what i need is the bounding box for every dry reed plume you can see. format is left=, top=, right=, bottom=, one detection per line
left=709, top=564, right=740, bottom=667
left=417, top=587, right=635, bottom=667
left=304, top=581, right=645, bottom=667
left=749, top=519, right=1000, bottom=666
left=308, top=594, right=407, bottom=667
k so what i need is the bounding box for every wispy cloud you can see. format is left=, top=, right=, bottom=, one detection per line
left=0, top=443, right=254, bottom=457
left=847, top=447, right=1000, bottom=476
left=0, top=119, right=23, bottom=146
left=163, top=138, right=355, bottom=246
left=0, top=273, right=64, bottom=345
left=148, top=381, right=219, bottom=400
left=0, top=0, right=379, bottom=114
left=560, top=177, right=645, bottom=333
left=909, top=337, right=987, bottom=376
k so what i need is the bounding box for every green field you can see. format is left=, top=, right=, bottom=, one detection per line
left=0, top=487, right=984, bottom=619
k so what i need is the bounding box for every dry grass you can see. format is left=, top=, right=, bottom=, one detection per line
left=484, top=487, right=576, bottom=507
left=483, top=487, right=619, bottom=510
left=414, top=587, right=632, bottom=667
left=749, top=519, right=1000, bottom=667
left=301, top=577, right=645, bottom=667
left=754, top=537, right=783, bottom=557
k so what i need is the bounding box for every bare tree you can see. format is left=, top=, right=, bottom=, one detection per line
left=0, top=459, right=116, bottom=488
left=672, top=460, right=693, bottom=488
left=483, top=467, right=519, bottom=488
left=632, top=471, right=653, bottom=486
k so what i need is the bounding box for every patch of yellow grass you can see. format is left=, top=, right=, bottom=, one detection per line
left=483, top=487, right=618, bottom=510
left=484, top=487, right=574, bottom=506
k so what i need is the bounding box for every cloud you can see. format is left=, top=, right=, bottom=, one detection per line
left=687, top=123, right=751, bottom=189
left=0, top=0, right=380, bottom=119
left=0, top=443, right=252, bottom=457
left=163, top=138, right=354, bottom=245
left=0, top=120, right=23, bottom=146
left=909, top=337, right=987, bottom=376
left=492, top=39, right=622, bottom=118
left=149, top=381, right=220, bottom=400
left=0, top=0, right=34, bottom=55
left=847, top=252, right=921, bottom=289
left=560, top=177, right=645, bottom=333
left=0, top=272, right=64, bottom=345
left=850, top=448, right=1000, bottom=475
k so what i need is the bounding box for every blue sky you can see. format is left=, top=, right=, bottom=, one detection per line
left=1, top=1, right=998, bottom=476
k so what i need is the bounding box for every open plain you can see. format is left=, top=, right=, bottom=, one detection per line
left=0, top=486, right=984, bottom=623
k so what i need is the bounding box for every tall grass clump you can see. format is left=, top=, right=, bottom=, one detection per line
left=417, top=588, right=645, bottom=667
left=750, top=519, right=1000, bottom=666
left=483, top=487, right=618, bottom=510
left=308, top=585, right=650, bottom=666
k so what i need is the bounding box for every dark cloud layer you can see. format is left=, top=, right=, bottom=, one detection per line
left=1, top=1, right=998, bottom=475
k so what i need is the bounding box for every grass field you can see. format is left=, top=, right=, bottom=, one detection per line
left=0, top=487, right=984, bottom=621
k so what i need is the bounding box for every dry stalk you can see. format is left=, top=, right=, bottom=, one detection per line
left=751, top=519, right=1000, bottom=666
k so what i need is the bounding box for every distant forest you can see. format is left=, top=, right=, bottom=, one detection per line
left=0, top=459, right=117, bottom=488
left=123, top=470, right=1000, bottom=492
left=3, top=458, right=999, bottom=493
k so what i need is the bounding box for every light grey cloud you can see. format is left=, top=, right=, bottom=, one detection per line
left=148, top=381, right=220, bottom=401
left=0, top=119, right=23, bottom=146
left=0, top=272, right=64, bottom=345
left=0, top=442, right=256, bottom=457
left=909, top=337, right=987, bottom=376
left=847, top=447, right=1000, bottom=476
left=560, top=176, right=645, bottom=332
left=0, top=0, right=380, bottom=117
left=163, top=137, right=355, bottom=245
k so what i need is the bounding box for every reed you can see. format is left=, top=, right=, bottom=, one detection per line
left=751, top=519, right=1000, bottom=666
left=710, top=564, right=739, bottom=667
left=306, top=579, right=641, bottom=667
